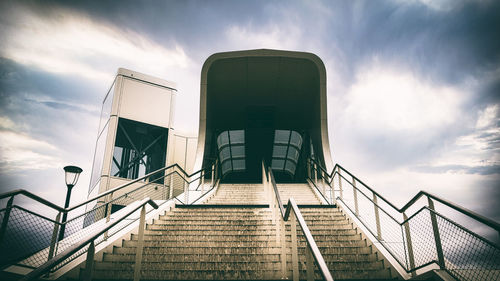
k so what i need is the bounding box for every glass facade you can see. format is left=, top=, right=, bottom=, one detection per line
left=89, top=81, right=115, bottom=194
left=271, top=130, right=303, bottom=175
left=111, top=118, right=168, bottom=182
left=217, top=130, right=245, bottom=175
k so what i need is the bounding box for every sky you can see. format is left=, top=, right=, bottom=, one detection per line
left=0, top=0, right=499, bottom=237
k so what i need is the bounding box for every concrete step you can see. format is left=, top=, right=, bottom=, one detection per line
left=103, top=253, right=281, bottom=262
left=122, top=240, right=280, bottom=248
left=113, top=246, right=282, bottom=255
left=92, top=268, right=280, bottom=280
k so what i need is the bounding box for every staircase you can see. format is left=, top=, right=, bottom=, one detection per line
left=82, top=183, right=395, bottom=280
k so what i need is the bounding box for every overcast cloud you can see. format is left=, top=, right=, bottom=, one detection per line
left=0, top=0, right=499, bottom=237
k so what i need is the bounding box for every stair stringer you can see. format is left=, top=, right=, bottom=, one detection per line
left=336, top=202, right=406, bottom=280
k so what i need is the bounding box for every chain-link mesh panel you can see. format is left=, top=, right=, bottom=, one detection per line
left=436, top=212, right=500, bottom=281
left=406, top=208, right=438, bottom=269
left=0, top=207, right=58, bottom=268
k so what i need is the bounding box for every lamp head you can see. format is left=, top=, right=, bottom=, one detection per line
left=64, top=165, right=83, bottom=188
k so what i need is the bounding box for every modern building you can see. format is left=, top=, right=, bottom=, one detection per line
left=1, top=49, right=498, bottom=281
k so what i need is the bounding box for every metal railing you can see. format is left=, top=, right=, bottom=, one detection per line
left=307, top=158, right=500, bottom=281
left=263, top=161, right=334, bottom=281
left=0, top=160, right=221, bottom=272
left=20, top=197, right=159, bottom=281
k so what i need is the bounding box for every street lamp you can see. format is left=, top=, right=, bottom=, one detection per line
left=58, top=165, right=83, bottom=241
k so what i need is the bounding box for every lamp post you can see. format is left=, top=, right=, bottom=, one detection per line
left=58, top=165, right=83, bottom=241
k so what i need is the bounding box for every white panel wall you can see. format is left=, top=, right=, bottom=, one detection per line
left=169, top=133, right=198, bottom=173
left=119, top=77, right=174, bottom=128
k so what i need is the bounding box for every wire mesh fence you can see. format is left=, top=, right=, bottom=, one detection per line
left=0, top=162, right=220, bottom=273
left=307, top=159, right=500, bottom=281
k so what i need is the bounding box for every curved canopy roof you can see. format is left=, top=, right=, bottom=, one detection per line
left=195, top=49, right=333, bottom=182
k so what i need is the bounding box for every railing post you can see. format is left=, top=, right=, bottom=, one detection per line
left=338, top=170, right=343, bottom=200
left=201, top=170, right=205, bottom=193
left=403, top=213, right=416, bottom=277
left=352, top=178, right=359, bottom=216
left=184, top=180, right=189, bottom=204
left=104, top=192, right=113, bottom=240
left=291, top=212, right=299, bottom=281
left=329, top=174, right=335, bottom=204
left=306, top=245, right=314, bottom=281
left=428, top=198, right=445, bottom=269
left=133, top=206, right=146, bottom=281
left=373, top=193, right=382, bottom=240
left=211, top=163, right=215, bottom=187
left=313, top=163, right=318, bottom=186
left=0, top=196, right=14, bottom=244
left=280, top=218, right=287, bottom=279
left=47, top=212, right=62, bottom=265
left=82, top=240, right=95, bottom=281
left=169, top=173, right=174, bottom=199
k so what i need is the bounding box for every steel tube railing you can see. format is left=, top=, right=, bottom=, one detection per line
left=20, top=198, right=158, bottom=281
left=264, top=161, right=334, bottom=281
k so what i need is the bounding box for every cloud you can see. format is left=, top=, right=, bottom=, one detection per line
left=0, top=120, right=64, bottom=172
left=344, top=61, right=465, bottom=133
left=0, top=4, right=192, bottom=82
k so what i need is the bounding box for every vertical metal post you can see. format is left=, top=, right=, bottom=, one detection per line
left=169, top=173, right=174, bottom=199
left=373, top=193, right=382, bottom=240
left=428, top=198, right=445, bottom=269
left=201, top=170, right=205, bottom=193
left=313, top=163, right=318, bottom=186
left=211, top=164, right=215, bottom=187
left=403, top=213, right=416, bottom=276
left=48, top=212, right=62, bottom=261
left=104, top=193, right=113, bottom=240
left=306, top=245, right=314, bottom=281
left=329, top=174, right=335, bottom=204
left=133, top=206, right=146, bottom=281
left=280, top=219, right=287, bottom=279
left=291, top=213, right=299, bottom=281
left=82, top=241, right=95, bottom=281
left=0, top=196, right=14, bottom=244
left=184, top=180, right=189, bottom=204
left=338, top=170, right=343, bottom=200
left=352, top=179, right=359, bottom=216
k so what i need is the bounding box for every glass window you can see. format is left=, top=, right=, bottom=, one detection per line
left=231, top=146, right=245, bottom=158
left=222, top=161, right=232, bottom=174
left=217, top=130, right=247, bottom=176
left=290, top=131, right=302, bottom=148
left=89, top=123, right=109, bottom=193
left=272, top=159, right=285, bottom=170
left=272, top=145, right=287, bottom=158
left=98, top=81, right=114, bottom=134
left=112, top=118, right=168, bottom=183
left=220, top=147, right=231, bottom=161
left=274, top=130, right=290, bottom=144
left=271, top=130, right=302, bottom=176
left=229, top=130, right=245, bottom=144
left=287, top=146, right=299, bottom=160
left=217, top=132, right=229, bottom=147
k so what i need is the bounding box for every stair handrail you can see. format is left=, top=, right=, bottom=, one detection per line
left=307, top=157, right=500, bottom=281
left=307, top=158, right=500, bottom=232
left=20, top=197, right=158, bottom=281
left=264, top=162, right=334, bottom=281
left=0, top=160, right=220, bottom=269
